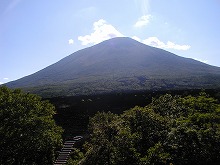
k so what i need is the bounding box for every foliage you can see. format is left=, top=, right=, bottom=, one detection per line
left=66, top=148, right=84, bottom=165
left=0, top=86, right=63, bottom=165
left=166, top=93, right=220, bottom=164
left=78, top=93, right=220, bottom=165
left=20, top=76, right=220, bottom=97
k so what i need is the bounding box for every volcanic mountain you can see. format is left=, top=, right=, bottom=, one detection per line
left=6, top=37, right=220, bottom=97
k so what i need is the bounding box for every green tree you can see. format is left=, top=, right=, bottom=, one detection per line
left=122, top=106, right=171, bottom=165
left=66, top=148, right=84, bottom=165
left=81, top=112, right=121, bottom=164
left=80, top=111, right=140, bottom=165
left=122, top=107, right=169, bottom=155
left=147, top=93, right=220, bottom=164
left=166, top=93, right=220, bottom=165
left=78, top=93, right=220, bottom=165
left=0, top=86, right=63, bottom=165
left=149, top=94, right=186, bottom=118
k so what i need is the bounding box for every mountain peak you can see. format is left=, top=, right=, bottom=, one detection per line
left=99, top=37, right=138, bottom=44
left=91, top=37, right=143, bottom=49
left=6, top=37, right=220, bottom=97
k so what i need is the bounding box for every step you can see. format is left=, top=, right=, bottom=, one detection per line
left=54, top=136, right=83, bottom=165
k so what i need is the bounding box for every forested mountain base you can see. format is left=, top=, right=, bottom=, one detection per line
left=49, top=89, right=220, bottom=138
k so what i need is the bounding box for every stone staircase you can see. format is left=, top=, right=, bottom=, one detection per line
left=54, top=136, right=83, bottom=165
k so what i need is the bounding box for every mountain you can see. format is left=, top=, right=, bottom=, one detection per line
left=6, top=37, right=220, bottom=97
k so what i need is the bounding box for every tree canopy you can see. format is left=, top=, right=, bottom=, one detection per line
left=78, top=93, right=220, bottom=165
left=0, top=86, right=63, bottom=165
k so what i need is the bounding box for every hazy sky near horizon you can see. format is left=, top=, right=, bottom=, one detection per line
left=1, top=0, right=220, bottom=84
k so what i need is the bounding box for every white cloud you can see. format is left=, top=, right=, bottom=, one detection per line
left=0, top=82, right=3, bottom=85
left=143, top=37, right=165, bottom=48
left=193, top=58, right=208, bottom=64
left=77, top=19, right=190, bottom=51
left=78, top=19, right=124, bottom=45
left=3, top=78, right=9, bottom=80
left=142, top=37, right=190, bottom=50
left=166, top=41, right=191, bottom=50
left=132, top=36, right=141, bottom=42
left=68, top=39, right=74, bottom=44
left=134, top=15, right=151, bottom=28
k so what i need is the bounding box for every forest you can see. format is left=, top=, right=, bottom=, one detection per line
left=1, top=86, right=220, bottom=164
left=65, top=90, right=220, bottom=165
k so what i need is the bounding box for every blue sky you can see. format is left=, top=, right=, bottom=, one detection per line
left=1, top=0, right=220, bottom=84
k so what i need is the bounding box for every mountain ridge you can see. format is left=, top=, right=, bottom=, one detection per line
left=6, top=37, right=220, bottom=97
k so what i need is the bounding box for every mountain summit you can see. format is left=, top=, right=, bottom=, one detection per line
left=6, top=37, right=220, bottom=97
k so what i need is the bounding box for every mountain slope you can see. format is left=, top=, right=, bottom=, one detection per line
left=6, top=37, right=220, bottom=97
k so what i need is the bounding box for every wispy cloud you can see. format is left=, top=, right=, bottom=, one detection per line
left=76, top=6, right=97, bottom=18
left=141, top=0, right=150, bottom=15
left=3, top=0, right=22, bottom=15
left=78, top=19, right=124, bottom=45
left=134, top=15, right=151, bottom=28
left=132, top=36, right=190, bottom=50
left=134, top=0, right=150, bottom=15
left=0, top=78, right=10, bottom=84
